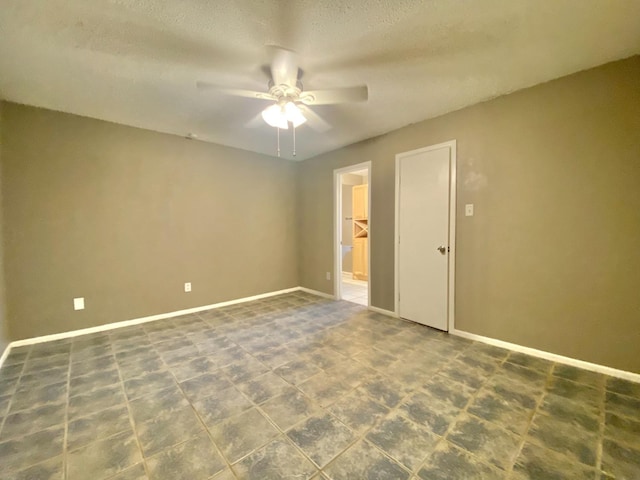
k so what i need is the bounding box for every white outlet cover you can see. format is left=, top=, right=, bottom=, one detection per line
left=73, top=297, right=85, bottom=310
left=465, top=204, right=474, bottom=216
left=184, top=282, right=192, bottom=292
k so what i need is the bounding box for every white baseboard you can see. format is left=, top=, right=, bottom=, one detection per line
left=3, top=289, right=638, bottom=385
left=368, top=305, right=398, bottom=318
left=0, top=343, right=11, bottom=371
left=7, top=287, right=301, bottom=350
left=298, top=287, right=336, bottom=300
left=451, top=328, right=640, bottom=384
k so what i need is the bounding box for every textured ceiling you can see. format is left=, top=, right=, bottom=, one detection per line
left=1, top=1, right=639, bottom=160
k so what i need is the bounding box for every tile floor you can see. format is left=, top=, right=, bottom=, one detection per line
left=341, top=273, right=368, bottom=306
left=0, top=291, right=639, bottom=479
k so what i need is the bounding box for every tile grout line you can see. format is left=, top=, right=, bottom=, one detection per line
left=596, top=375, right=606, bottom=475
left=410, top=341, right=510, bottom=476
left=112, top=340, right=153, bottom=480
left=156, top=323, right=244, bottom=479
left=62, top=347, right=72, bottom=480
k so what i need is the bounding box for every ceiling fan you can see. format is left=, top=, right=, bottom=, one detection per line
left=196, top=46, right=368, bottom=156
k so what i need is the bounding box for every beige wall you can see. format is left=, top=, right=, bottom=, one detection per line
left=298, top=56, right=640, bottom=373
left=1, top=103, right=299, bottom=340
left=0, top=102, right=7, bottom=353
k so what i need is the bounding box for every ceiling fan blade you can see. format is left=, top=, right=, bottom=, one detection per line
left=196, top=82, right=276, bottom=100
left=300, top=106, right=331, bottom=133
left=244, top=113, right=266, bottom=129
left=269, top=46, right=299, bottom=86
left=299, top=86, right=368, bottom=105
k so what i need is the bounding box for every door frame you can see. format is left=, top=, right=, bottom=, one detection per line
left=394, top=140, right=457, bottom=331
left=333, top=161, right=372, bottom=306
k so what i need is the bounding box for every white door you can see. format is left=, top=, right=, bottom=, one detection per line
left=397, top=146, right=451, bottom=330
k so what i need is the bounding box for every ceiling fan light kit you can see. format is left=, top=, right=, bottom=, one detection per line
left=197, top=46, right=368, bottom=158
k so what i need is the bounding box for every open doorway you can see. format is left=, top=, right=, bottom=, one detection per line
left=334, top=162, right=371, bottom=307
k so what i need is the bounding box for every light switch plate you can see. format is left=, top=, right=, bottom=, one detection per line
left=465, top=204, right=474, bottom=216
left=73, top=297, right=85, bottom=310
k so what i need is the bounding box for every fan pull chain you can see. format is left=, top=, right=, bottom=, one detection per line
left=292, top=124, right=296, bottom=157
left=277, top=127, right=281, bottom=157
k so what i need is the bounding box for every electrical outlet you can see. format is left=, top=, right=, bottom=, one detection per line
left=326, top=272, right=331, bottom=281
left=184, top=282, right=192, bottom=292
left=73, top=297, right=85, bottom=310
left=465, top=204, right=474, bottom=216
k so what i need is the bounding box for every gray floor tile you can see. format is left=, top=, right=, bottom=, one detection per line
left=287, top=412, right=356, bottom=468
left=70, top=354, right=117, bottom=378
left=221, top=357, right=269, bottom=384
left=511, top=442, right=597, bottom=480
left=498, top=362, right=547, bottom=388
left=261, top=388, right=322, bottom=431
left=274, top=360, right=323, bottom=385
left=146, top=432, right=226, bottom=480
left=23, top=353, right=69, bottom=373
left=324, top=439, right=410, bottom=480
left=2, top=351, right=29, bottom=367
left=446, top=413, right=521, bottom=471
left=67, top=430, right=142, bottom=480
left=124, top=370, right=177, bottom=400
left=236, top=371, right=292, bottom=404
left=68, top=383, right=127, bottom=420
left=233, top=437, right=317, bottom=480
left=506, top=352, right=553, bottom=374
left=209, top=407, right=280, bottom=464
left=552, top=364, right=605, bottom=389
left=606, top=377, right=640, bottom=398
left=528, top=412, right=599, bottom=466
left=600, top=438, right=640, bottom=479
left=0, top=426, right=64, bottom=474
left=358, top=375, right=412, bottom=408
left=366, top=411, right=440, bottom=471
left=135, top=402, right=204, bottom=457
left=546, top=376, right=604, bottom=409
left=15, top=366, right=68, bottom=389
left=168, top=356, right=219, bottom=383
left=129, top=385, right=190, bottom=424
left=604, top=411, right=640, bottom=448
left=467, top=389, right=533, bottom=435
left=605, top=390, right=640, bottom=419
left=422, top=374, right=475, bottom=409
left=212, top=468, right=238, bottom=480
left=69, top=368, right=121, bottom=397
left=8, top=381, right=68, bottom=414
left=4, top=455, right=64, bottom=480
left=538, top=393, right=601, bottom=432
left=1, top=402, right=66, bottom=440
left=192, top=385, right=253, bottom=427
left=109, top=463, right=148, bottom=479
left=328, top=389, right=390, bottom=434
left=483, top=373, right=543, bottom=410
left=0, top=293, right=632, bottom=480
left=298, top=372, right=353, bottom=407
left=323, top=360, right=377, bottom=388
left=67, top=405, right=132, bottom=450
left=418, top=441, right=505, bottom=480
left=400, top=390, right=461, bottom=436
left=180, top=372, right=235, bottom=402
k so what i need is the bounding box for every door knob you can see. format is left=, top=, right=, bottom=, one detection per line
left=437, top=246, right=447, bottom=254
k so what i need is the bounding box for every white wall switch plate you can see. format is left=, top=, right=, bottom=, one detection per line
left=73, top=297, right=85, bottom=310
left=326, top=272, right=331, bottom=281
left=184, top=282, right=192, bottom=292
left=465, top=204, right=474, bottom=216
